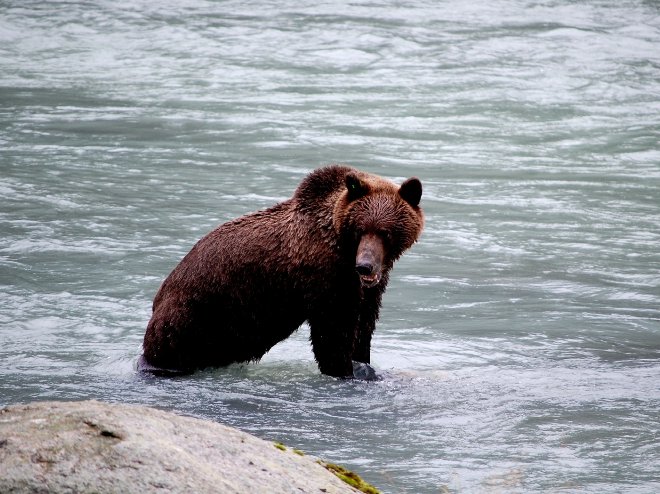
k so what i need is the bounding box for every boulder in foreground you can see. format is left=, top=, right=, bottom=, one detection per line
left=0, top=400, right=375, bottom=494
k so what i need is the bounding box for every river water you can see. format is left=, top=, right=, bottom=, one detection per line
left=1, top=1, right=659, bottom=492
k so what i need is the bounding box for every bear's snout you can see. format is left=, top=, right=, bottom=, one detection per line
left=356, top=262, right=375, bottom=276
left=356, top=233, right=384, bottom=288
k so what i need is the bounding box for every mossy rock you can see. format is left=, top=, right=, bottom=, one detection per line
left=0, top=400, right=377, bottom=494
left=271, top=439, right=379, bottom=494
left=319, top=461, right=381, bottom=494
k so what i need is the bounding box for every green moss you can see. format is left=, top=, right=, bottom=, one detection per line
left=271, top=442, right=379, bottom=493
left=318, top=461, right=380, bottom=494
left=273, top=442, right=303, bottom=456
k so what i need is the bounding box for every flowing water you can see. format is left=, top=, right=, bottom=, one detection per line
left=1, top=1, right=660, bottom=492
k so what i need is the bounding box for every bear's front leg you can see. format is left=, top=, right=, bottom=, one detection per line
left=351, top=285, right=384, bottom=364
left=308, top=315, right=356, bottom=378
left=352, top=327, right=373, bottom=364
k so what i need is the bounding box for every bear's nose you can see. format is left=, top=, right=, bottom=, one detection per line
left=356, top=262, right=375, bottom=276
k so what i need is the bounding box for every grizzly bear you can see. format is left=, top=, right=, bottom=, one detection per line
left=141, top=165, right=423, bottom=378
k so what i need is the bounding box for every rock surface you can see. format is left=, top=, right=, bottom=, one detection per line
left=0, top=400, right=366, bottom=493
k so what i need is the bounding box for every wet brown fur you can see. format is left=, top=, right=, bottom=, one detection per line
left=142, top=165, right=424, bottom=377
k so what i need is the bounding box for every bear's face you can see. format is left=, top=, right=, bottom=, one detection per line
left=334, top=171, right=424, bottom=288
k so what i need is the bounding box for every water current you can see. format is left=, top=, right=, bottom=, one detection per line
left=1, top=1, right=659, bottom=492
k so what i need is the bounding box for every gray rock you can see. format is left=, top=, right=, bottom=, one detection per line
left=0, top=400, right=366, bottom=494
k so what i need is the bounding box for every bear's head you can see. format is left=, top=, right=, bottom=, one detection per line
left=334, top=170, right=424, bottom=288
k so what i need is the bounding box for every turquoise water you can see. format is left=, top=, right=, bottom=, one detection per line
left=1, top=1, right=659, bottom=492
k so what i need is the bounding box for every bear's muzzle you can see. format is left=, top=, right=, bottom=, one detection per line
left=356, top=233, right=384, bottom=288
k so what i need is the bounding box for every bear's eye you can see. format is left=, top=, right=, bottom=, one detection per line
left=379, top=230, right=393, bottom=245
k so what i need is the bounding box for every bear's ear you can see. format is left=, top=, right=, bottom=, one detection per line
left=345, top=173, right=368, bottom=201
left=399, top=177, right=422, bottom=207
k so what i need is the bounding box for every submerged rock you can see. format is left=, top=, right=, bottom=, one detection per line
left=0, top=400, right=371, bottom=494
left=352, top=361, right=380, bottom=381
